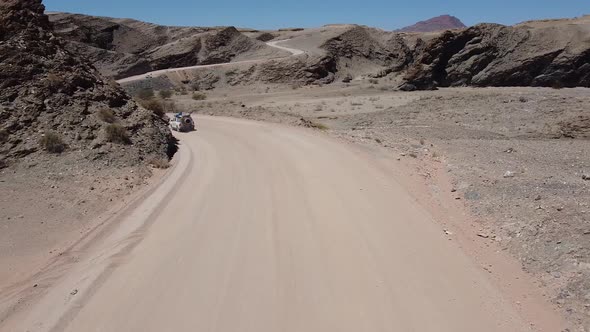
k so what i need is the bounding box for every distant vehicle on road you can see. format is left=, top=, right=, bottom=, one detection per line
left=169, top=113, right=195, bottom=132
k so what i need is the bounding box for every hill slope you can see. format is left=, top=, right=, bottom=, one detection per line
left=48, top=12, right=287, bottom=79
left=398, top=15, right=466, bottom=33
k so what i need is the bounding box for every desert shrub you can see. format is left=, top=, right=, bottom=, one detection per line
left=518, top=96, right=528, bottom=103
left=0, top=129, right=8, bottom=143
left=105, top=124, right=130, bottom=144
left=106, top=79, right=120, bottom=88
left=39, top=131, right=66, bottom=153
left=310, top=122, right=328, bottom=130
left=368, top=78, right=379, bottom=84
left=192, top=92, right=207, bottom=101
left=164, top=101, right=177, bottom=114
left=97, top=109, right=117, bottom=123
left=403, top=64, right=423, bottom=81
left=138, top=99, right=165, bottom=117
left=136, top=88, right=155, bottom=100
left=159, top=89, right=173, bottom=99
left=149, top=157, right=171, bottom=169
left=551, top=81, right=564, bottom=89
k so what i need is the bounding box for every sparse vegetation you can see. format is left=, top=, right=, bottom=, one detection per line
left=39, top=131, right=66, bottom=153
left=192, top=92, right=207, bottom=101
left=518, top=96, right=528, bottom=103
left=291, top=83, right=303, bottom=90
left=46, top=73, right=62, bottom=91
left=164, top=101, right=177, bottom=114
left=106, top=78, right=119, bottom=89
left=97, top=109, right=117, bottom=123
left=136, top=88, right=155, bottom=100
left=149, top=157, right=171, bottom=169
left=159, top=89, right=173, bottom=99
left=552, top=81, right=564, bottom=89
left=105, top=124, right=130, bottom=144
left=138, top=99, right=166, bottom=117
left=368, top=78, right=379, bottom=84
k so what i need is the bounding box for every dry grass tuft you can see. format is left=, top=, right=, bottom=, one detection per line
left=105, top=124, right=130, bottom=144
left=97, top=109, right=117, bottom=123
left=192, top=92, right=207, bottom=101
left=39, top=131, right=66, bottom=153
left=149, top=157, right=171, bottom=169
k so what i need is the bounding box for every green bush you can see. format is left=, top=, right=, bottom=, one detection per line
left=192, top=92, right=207, bottom=101
left=136, top=88, right=155, bottom=100
left=105, top=124, right=130, bottom=144
left=97, top=109, right=117, bottom=123
left=159, top=89, right=173, bottom=99
left=39, top=131, right=66, bottom=153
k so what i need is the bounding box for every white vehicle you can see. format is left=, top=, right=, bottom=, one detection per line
left=169, top=113, right=195, bottom=132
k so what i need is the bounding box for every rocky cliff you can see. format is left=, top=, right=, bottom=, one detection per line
left=0, top=0, right=175, bottom=169
left=403, top=21, right=590, bottom=89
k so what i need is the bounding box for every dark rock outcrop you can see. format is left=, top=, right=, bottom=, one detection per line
left=404, top=23, right=590, bottom=89
left=0, top=0, right=174, bottom=168
left=321, top=25, right=414, bottom=78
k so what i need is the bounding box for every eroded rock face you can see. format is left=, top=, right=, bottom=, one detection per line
left=49, top=13, right=272, bottom=79
left=404, top=23, right=590, bottom=89
left=0, top=0, right=174, bottom=168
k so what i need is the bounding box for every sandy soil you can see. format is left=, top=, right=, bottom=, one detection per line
left=1, top=116, right=565, bottom=332
left=168, top=82, right=590, bottom=330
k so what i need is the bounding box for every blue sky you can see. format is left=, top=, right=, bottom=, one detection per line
left=43, top=1, right=589, bottom=30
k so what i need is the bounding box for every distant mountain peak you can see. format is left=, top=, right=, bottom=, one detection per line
left=398, top=15, right=466, bottom=33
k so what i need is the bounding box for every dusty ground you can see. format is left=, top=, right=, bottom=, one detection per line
left=2, top=116, right=565, bottom=332
left=167, top=82, right=590, bottom=330
left=0, top=159, right=162, bottom=301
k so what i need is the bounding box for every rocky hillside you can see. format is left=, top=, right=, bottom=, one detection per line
left=0, top=0, right=174, bottom=169
left=398, top=15, right=466, bottom=33
left=48, top=12, right=285, bottom=79
left=403, top=17, right=590, bottom=89
left=315, top=16, right=590, bottom=89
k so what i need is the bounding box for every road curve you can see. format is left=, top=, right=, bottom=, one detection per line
left=117, top=40, right=304, bottom=84
left=8, top=116, right=542, bottom=332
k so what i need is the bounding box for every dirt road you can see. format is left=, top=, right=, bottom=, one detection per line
left=7, top=116, right=561, bottom=331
